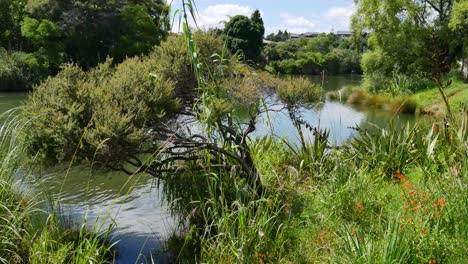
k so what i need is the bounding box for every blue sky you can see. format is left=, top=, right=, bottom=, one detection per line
left=169, top=0, right=356, bottom=34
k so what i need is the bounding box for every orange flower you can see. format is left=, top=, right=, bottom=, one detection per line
left=357, top=201, right=364, bottom=209
left=257, top=253, right=266, bottom=259
left=318, top=234, right=325, bottom=240
left=394, top=170, right=410, bottom=183
left=405, top=183, right=413, bottom=189
left=438, top=198, right=446, bottom=208
left=408, top=191, right=417, bottom=197
left=421, top=193, right=428, bottom=201
left=312, top=239, right=319, bottom=243
left=323, top=228, right=329, bottom=233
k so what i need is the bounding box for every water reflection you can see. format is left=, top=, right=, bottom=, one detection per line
left=29, top=167, right=175, bottom=264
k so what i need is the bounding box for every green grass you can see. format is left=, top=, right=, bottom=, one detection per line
left=328, top=79, right=468, bottom=116
left=0, top=113, right=113, bottom=264
left=410, top=80, right=468, bottom=116
left=163, top=116, right=467, bottom=263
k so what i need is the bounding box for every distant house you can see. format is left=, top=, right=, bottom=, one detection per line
left=289, top=33, right=301, bottom=39
left=336, top=30, right=352, bottom=38
left=288, top=32, right=319, bottom=39
left=302, top=32, right=320, bottom=38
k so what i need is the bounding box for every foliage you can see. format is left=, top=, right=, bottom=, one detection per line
left=148, top=32, right=224, bottom=98
left=0, top=0, right=170, bottom=90
left=223, top=10, right=265, bottom=64
left=265, top=30, right=290, bottom=42
left=266, top=33, right=363, bottom=75
left=0, top=0, right=26, bottom=49
left=353, top=0, right=465, bottom=92
left=21, top=58, right=178, bottom=166
left=110, top=4, right=167, bottom=62
left=0, top=49, right=32, bottom=91
left=0, top=115, right=113, bottom=264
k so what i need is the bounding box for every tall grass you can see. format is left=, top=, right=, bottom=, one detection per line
left=0, top=111, right=114, bottom=263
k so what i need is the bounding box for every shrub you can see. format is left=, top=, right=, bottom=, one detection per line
left=277, top=76, right=322, bottom=106
left=21, top=57, right=178, bottom=165
left=0, top=49, right=31, bottom=91
left=385, top=97, right=419, bottom=114
left=148, top=32, right=224, bottom=98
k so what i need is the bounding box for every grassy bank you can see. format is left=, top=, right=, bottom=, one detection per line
left=328, top=79, right=468, bottom=116
left=165, top=117, right=467, bottom=263
left=0, top=115, right=113, bottom=264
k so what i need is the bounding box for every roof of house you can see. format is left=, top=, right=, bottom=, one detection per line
left=336, top=30, right=352, bottom=35
left=302, top=32, right=320, bottom=37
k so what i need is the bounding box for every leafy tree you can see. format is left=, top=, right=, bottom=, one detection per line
left=352, top=0, right=465, bottom=90
left=251, top=10, right=265, bottom=38
left=0, top=0, right=26, bottom=49
left=306, top=34, right=333, bottom=54
left=449, top=1, right=468, bottom=77
left=111, top=4, right=164, bottom=61
left=224, top=10, right=264, bottom=63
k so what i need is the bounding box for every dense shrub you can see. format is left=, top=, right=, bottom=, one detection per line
left=277, top=76, right=322, bottom=106
left=148, top=32, right=224, bottom=98
left=21, top=58, right=178, bottom=165
left=0, top=49, right=32, bottom=91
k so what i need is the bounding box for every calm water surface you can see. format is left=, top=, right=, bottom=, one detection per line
left=0, top=76, right=419, bottom=263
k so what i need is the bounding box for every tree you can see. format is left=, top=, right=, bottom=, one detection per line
left=111, top=4, right=165, bottom=61
left=0, top=0, right=26, bottom=49
left=223, top=10, right=264, bottom=63
left=449, top=1, right=468, bottom=77
left=352, top=0, right=464, bottom=87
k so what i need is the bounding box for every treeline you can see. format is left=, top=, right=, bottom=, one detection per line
left=264, top=33, right=365, bottom=75
left=265, top=30, right=290, bottom=42
left=0, top=0, right=169, bottom=91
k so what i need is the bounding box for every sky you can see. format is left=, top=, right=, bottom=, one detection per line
left=168, top=0, right=356, bottom=34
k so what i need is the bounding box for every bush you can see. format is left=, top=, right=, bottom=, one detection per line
left=277, top=76, right=322, bottom=106
left=0, top=49, right=32, bottom=91
left=148, top=32, right=224, bottom=98
left=21, top=57, right=178, bottom=165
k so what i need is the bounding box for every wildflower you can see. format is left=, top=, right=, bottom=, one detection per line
left=357, top=201, right=364, bottom=210
left=422, top=193, right=428, bottom=201
left=257, top=253, right=266, bottom=259
left=408, top=191, right=417, bottom=197
left=258, top=230, right=265, bottom=237
left=405, top=183, right=413, bottom=189
left=421, top=228, right=429, bottom=234
left=394, top=170, right=408, bottom=183
left=428, top=259, right=437, bottom=264
left=318, top=234, right=325, bottom=240
left=323, top=228, right=329, bottom=233
left=312, top=239, right=319, bottom=243
left=438, top=198, right=446, bottom=208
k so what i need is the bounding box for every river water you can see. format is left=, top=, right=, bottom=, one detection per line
left=0, top=75, right=418, bottom=263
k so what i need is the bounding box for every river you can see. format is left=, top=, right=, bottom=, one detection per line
left=0, top=75, right=418, bottom=263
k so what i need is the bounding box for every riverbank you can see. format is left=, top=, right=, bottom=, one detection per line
left=328, top=79, right=468, bottom=117
left=0, top=117, right=113, bottom=263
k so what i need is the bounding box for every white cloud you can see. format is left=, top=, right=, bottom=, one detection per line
left=325, top=4, right=356, bottom=31
left=269, top=2, right=356, bottom=34
left=267, top=13, right=318, bottom=34
left=172, top=4, right=253, bottom=32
